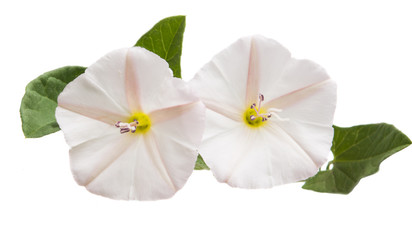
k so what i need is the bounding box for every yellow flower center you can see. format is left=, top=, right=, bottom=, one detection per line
left=243, top=93, right=289, bottom=128
left=128, top=112, right=151, bottom=133
left=243, top=108, right=267, bottom=128
left=115, top=112, right=151, bottom=134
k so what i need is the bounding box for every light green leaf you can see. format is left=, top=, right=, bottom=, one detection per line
left=195, top=155, right=210, bottom=170
left=135, top=15, right=185, bottom=78
left=302, top=123, right=411, bottom=194
left=20, top=66, right=86, bottom=138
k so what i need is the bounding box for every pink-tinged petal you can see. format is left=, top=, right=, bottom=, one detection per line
left=261, top=79, right=336, bottom=168
left=124, top=49, right=142, bottom=112
left=190, top=37, right=254, bottom=119
left=228, top=125, right=319, bottom=187
left=265, top=79, right=337, bottom=126
left=84, top=48, right=131, bottom=111
left=84, top=135, right=176, bottom=201
left=150, top=101, right=205, bottom=149
left=123, top=47, right=171, bottom=112
left=144, top=77, right=199, bottom=114
left=150, top=101, right=205, bottom=160
left=71, top=133, right=182, bottom=201
left=200, top=125, right=319, bottom=188
left=148, top=100, right=205, bottom=191
left=70, top=133, right=134, bottom=190
left=199, top=126, right=255, bottom=184
left=269, top=121, right=334, bottom=167
left=74, top=100, right=205, bottom=200
left=262, top=58, right=330, bottom=104
left=55, top=107, right=120, bottom=148
left=245, top=38, right=260, bottom=105
left=123, top=47, right=177, bottom=113
left=57, top=73, right=130, bottom=124
left=246, top=35, right=291, bottom=105
left=202, top=109, right=242, bottom=141
left=149, top=101, right=201, bottom=125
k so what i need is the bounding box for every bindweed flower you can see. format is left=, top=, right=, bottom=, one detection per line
left=56, top=47, right=205, bottom=200
left=190, top=35, right=337, bottom=188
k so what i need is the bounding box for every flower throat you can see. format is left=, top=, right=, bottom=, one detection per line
left=243, top=93, right=288, bottom=128
left=115, top=112, right=151, bottom=134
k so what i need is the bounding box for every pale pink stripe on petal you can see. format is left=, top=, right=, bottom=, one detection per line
left=149, top=101, right=203, bottom=125
left=245, top=38, right=260, bottom=106
left=59, top=103, right=128, bottom=126
left=143, top=133, right=177, bottom=191
left=125, top=49, right=142, bottom=112
left=264, top=79, right=333, bottom=110
left=70, top=133, right=134, bottom=187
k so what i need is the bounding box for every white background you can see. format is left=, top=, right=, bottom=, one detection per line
left=1, top=0, right=412, bottom=239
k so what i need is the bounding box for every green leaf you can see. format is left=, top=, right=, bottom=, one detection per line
left=195, top=154, right=210, bottom=170
left=135, top=15, right=185, bottom=78
left=20, top=66, right=86, bottom=138
left=302, top=123, right=411, bottom=194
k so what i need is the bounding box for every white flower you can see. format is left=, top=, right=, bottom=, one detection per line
left=56, top=47, right=205, bottom=200
left=190, top=35, right=336, bottom=188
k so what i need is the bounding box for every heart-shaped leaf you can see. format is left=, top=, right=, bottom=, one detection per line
left=302, top=123, right=411, bottom=194
left=20, top=66, right=86, bottom=138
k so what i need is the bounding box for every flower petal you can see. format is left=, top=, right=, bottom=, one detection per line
left=82, top=48, right=132, bottom=112
left=245, top=37, right=260, bottom=105
left=265, top=79, right=337, bottom=126
left=190, top=37, right=254, bottom=121
left=123, top=47, right=172, bottom=112
left=150, top=100, right=205, bottom=154
left=144, top=77, right=200, bottom=114
left=70, top=133, right=132, bottom=189
left=57, top=73, right=130, bottom=124
left=199, top=125, right=252, bottom=184
left=246, top=35, right=291, bottom=104
left=148, top=101, right=206, bottom=192
left=261, top=78, right=336, bottom=168
left=70, top=133, right=183, bottom=201
left=269, top=120, right=334, bottom=167
left=123, top=47, right=194, bottom=113
left=56, top=70, right=130, bottom=148
left=262, top=58, right=331, bottom=104
left=200, top=125, right=319, bottom=188
left=56, top=107, right=119, bottom=147
left=201, top=109, right=242, bottom=141
left=73, top=98, right=205, bottom=200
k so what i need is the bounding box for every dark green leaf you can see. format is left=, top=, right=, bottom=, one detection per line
left=302, top=123, right=411, bottom=194
left=20, top=66, right=86, bottom=138
left=135, top=15, right=185, bottom=78
left=195, top=154, right=210, bottom=170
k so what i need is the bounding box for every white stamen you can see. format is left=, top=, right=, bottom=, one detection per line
left=267, top=108, right=282, bottom=113
left=270, top=113, right=289, bottom=121
left=249, top=94, right=289, bottom=122
left=258, top=93, right=264, bottom=110
left=115, top=119, right=139, bottom=134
